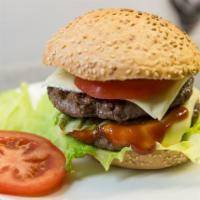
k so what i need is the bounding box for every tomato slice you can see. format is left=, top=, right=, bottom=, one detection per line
left=75, top=77, right=174, bottom=100
left=0, top=131, right=66, bottom=196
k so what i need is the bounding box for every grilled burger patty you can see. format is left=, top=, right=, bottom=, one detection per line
left=71, top=102, right=200, bottom=151
left=48, top=78, right=194, bottom=122
left=96, top=102, right=200, bottom=151
left=47, top=77, right=199, bottom=151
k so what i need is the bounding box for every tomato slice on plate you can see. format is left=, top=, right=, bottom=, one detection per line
left=75, top=77, right=174, bottom=100
left=0, top=131, right=66, bottom=196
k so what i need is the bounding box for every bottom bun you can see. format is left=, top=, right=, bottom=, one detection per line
left=112, top=150, right=188, bottom=170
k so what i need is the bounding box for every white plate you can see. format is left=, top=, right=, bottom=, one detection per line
left=1, top=83, right=200, bottom=200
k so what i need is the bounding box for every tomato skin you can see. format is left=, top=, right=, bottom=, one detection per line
left=0, top=131, right=66, bottom=196
left=75, top=77, right=174, bottom=100
left=0, top=169, right=66, bottom=197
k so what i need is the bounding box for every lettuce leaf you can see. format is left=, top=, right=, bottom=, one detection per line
left=0, top=84, right=200, bottom=171
left=184, top=117, right=200, bottom=139
left=58, top=114, right=100, bottom=133
left=0, top=84, right=130, bottom=170
left=157, top=116, right=200, bottom=163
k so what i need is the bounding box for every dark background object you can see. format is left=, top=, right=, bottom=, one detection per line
left=170, top=0, right=200, bottom=32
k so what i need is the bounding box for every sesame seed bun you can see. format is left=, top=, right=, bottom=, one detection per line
left=43, top=8, right=200, bottom=81
left=112, top=150, right=188, bottom=169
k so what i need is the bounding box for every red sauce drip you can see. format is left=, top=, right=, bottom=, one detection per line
left=69, top=130, right=96, bottom=144
left=69, top=106, right=188, bottom=154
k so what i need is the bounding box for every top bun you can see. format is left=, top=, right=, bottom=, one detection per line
left=43, top=8, right=200, bottom=81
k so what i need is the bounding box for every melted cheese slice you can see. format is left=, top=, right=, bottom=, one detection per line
left=45, top=68, right=188, bottom=120
left=45, top=69, right=82, bottom=93
left=161, top=88, right=200, bottom=146
left=128, top=78, right=188, bottom=120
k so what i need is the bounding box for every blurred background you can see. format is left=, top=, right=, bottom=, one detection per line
left=0, top=0, right=200, bottom=90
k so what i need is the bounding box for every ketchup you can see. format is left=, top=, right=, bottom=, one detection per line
left=69, top=130, right=96, bottom=144
left=69, top=106, right=188, bottom=154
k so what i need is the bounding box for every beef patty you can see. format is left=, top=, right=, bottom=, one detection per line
left=48, top=78, right=194, bottom=122
left=70, top=102, right=200, bottom=151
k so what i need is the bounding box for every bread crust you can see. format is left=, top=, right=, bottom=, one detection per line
left=112, top=150, right=188, bottom=169
left=43, top=8, right=200, bottom=81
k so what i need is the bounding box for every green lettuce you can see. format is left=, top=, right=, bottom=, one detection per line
left=0, top=84, right=131, bottom=170
left=157, top=116, right=200, bottom=163
left=0, top=84, right=200, bottom=171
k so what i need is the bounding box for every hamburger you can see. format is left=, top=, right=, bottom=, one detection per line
left=43, top=8, right=200, bottom=170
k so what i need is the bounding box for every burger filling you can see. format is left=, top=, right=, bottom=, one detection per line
left=48, top=78, right=193, bottom=122
left=46, top=69, right=200, bottom=154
